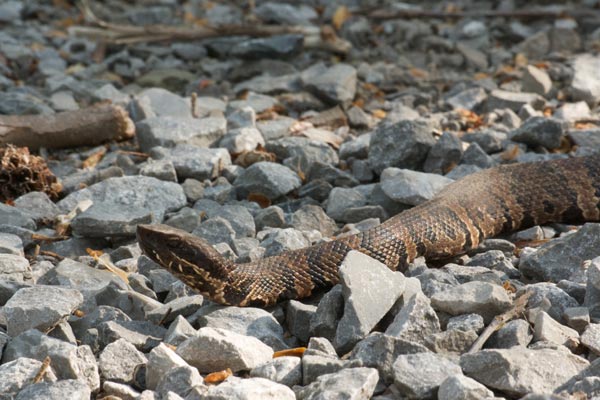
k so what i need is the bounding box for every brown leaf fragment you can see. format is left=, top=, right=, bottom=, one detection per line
left=273, top=347, right=306, bottom=358
left=205, top=368, right=233, bottom=384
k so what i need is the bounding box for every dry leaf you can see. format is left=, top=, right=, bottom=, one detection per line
left=371, top=109, right=386, bottom=119
left=409, top=67, right=428, bottom=79
left=332, top=6, right=350, bottom=30
left=514, top=53, right=528, bottom=67
left=82, top=147, right=106, bottom=169
left=273, top=347, right=307, bottom=358
left=247, top=193, right=271, bottom=208
left=205, top=368, right=233, bottom=384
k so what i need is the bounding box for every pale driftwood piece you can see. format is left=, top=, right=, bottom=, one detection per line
left=0, top=104, right=135, bottom=150
left=70, top=0, right=351, bottom=54
left=467, top=292, right=531, bottom=353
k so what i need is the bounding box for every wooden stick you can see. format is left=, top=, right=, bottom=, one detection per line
left=0, top=104, right=135, bottom=150
left=467, top=292, right=531, bottom=353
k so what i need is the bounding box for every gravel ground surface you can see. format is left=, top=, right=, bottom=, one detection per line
left=1, top=0, right=600, bottom=399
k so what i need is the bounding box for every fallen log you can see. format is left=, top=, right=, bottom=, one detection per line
left=0, top=104, right=135, bottom=150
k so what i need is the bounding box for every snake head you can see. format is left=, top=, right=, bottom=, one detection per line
left=136, top=224, right=235, bottom=302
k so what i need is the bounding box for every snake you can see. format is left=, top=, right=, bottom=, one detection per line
left=137, top=155, right=600, bottom=307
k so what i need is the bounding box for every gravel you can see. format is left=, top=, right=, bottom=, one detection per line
left=1, top=1, right=600, bottom=398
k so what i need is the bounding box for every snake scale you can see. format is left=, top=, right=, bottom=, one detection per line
left=137, top=155, right=600, bottom=307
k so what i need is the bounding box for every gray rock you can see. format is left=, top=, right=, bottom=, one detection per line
left=140, top=159, right=178, bottom=182
left=268, top=137, right=339, bottom=174
left=99, top=338, right=147, bottom=384
left=520, top=223, right=600, bottom=283
left=586, top=257, right=600, bottom=319
left=254, top=2, right=317, bottom=25
left=234, top=73, right=301, bottom=95
left=350, top=332, right=429, bottom=382
left=156, top=365, right=203, bottom=398
left=0, top=233, right=24, bottom=256
left=445, top=164, right=481, bottom=180
left=290, top=205, right=337, bottom=237
left=296, top=368, right=378, bottom=400
left=301, top=63, right=357, bottom=105
left=467, top=250, right=520, bottom=278
left=326, top=187, right=366, bottom=220
left=164, top=207, right=201, bottom=232
left=4, top=286, right=83, bottom=336
left=203, top=376, right=295, bottom=400
left=423, top=132, right=464, bottom=174
left=250, top=356, right=302, bottom=387
left=334, top=251, right=406, bottom=353
left=257, top=117, right=295, bottom=141
left=229, top=92, right=280, bottom=114
left=487, top=319, right=533, bottom=349
left=219, top=127, right=265, bottom=154
left=205, top=204, right=256, bottom=238
left=15, top=380, right=91, bottom=400
left=0, top=254, right=29, bottom=282
left=564, top=307, right=590, bottom=333
left=13, top=192, right=61, bottom=223
left=446, top=86, right=487, bottom=111
left=286, top=300, right=317, bottom=343
left=254, top=206, right=286, bottom=231
left=136, top=87, right=191, bottom=118
left=533, top=311, right=579, bottom=350
left=196, top=305, right=287, bottom=350
left=385, top=291, right=441, bottom=346
left=309, top=285, right=344, bottom=341
left=97, top=319, right=166, bottom=352
left=301, top=352, right=362, bottom=385
left=581, top=323, right=600, bottom=355
left=305, top=337, right=337, bottom=357
left=176, top=327, right=273, bottom=373
left=393, top=353, right=462, bottom=399
left=339, top=133, right=371, bottom=160
left=510, top=116, right=566, bottom=150
left=164, top=314, right=197, bottom=346
left=460, top=142, right=495, bottom=169
left=487, top=89, right=545, bottom=112
left=234, top=162, right=302, bottom=200
left=570, top=54, right=600, bottom=105
left=0, top=358, right=57, bottom=398
left=226, top=106, right=256, bottom=129
left=555, top=101, right=591, bottom=121
left=380, top=168, right=453, bottom=206
left=368, top=120, right=436, bottom=174
left=522, top=282, right=579, bottom=323
left=164, top=144, right=231, bottom=181
left=146, top=295, right=204, bottom=325
left=3, top=329, right=99, bottom=391
left=260, top=228, right=310, bottom=257
left=446, top=314, right=485, bottom=333
left=192, top=217, right=236, bottom=246
left=425, top=329, right=478, bottom=355
left=71, top=202, right=152, bottom=238
left=145, top=343, right=189, bottom=390
left=438, top=374, right=494, bottom=400
left=0, top=203, right=35, bottom=230
left=58, top=176, right=185, bottom=222
left=136, top=116, right=226, bottom=152
left=181, top=179, right=204, bottom=202
left=522, top=65, right=552, bottom=95
left=431, top=281, right=512, bottom=323
left=461, top=347, right=588, bottom=397
left=231, top=34, right=303, bottom=59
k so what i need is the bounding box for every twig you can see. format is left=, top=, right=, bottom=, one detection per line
left=369, top=8, right=600, bottom=21
left=467, top=291, right=531, bottom=353
left=32, top=356, right=52, bottom=383
left=71, top=0, right=350, bottom=54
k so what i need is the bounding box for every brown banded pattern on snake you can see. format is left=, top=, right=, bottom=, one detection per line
left=137, top=155, right=600, bottom=307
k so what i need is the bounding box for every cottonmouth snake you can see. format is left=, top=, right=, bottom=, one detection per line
left=137, top=155, right=600, bottom=307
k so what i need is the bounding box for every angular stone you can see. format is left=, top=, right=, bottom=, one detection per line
left=438, top=374, right=494, bottom=400
left=533, top=311, right=579, bottom=350
left=393, top=353, right=462, bottom=399
left=296, top=368, right=378, bottom=400
left=136, top=116, right=226, bottom=152
left=325, top=187, right=366, bottom=221
left=71, top=202, right=152, bottom=238
left=520, top=224, right=600, bottom=283
left=301, top=63, right=357, bottom=105
left=58, top=176, right=185, bottom=222
left=487, top=89, right=545, bottom=112
left=522, top=65, right=552, bottom=95
left=0, top=358, right=57, bottom=398
left=250, top=356, right=302, bottom=387
left=301, top=354, right=362, bottom=385
left=0, top=203, right=35, bottom=230
left=99, top=338, right=147, bottom=384
left=510, top=116, right=566, bottom=150
left=15, top=380, right=91, bottom=400
left=219, top=127, right=265, bottom=154
left=3, top=329, right=99, bottom=391
left=4, top=286, right=83, bottom=336
left=487, top=319, right=533, bottom=348
left=350, top=332, right=429, bottom=382
left=423, top=131, right=464, bottom=174
left=570, top=54, right=600, bottom=105
left=165, top=144, right=231, bottom=181
left=156, top=365, right=203, bottom=399
left=13, top=191, right=61, bottom=223
left=286, top=300, right=317, bottom=343
left=97, top=320, right=166, bottom=352
left=145, top=343, right=189, bottom=390
left=204, top=376, right=295, bottom=400
left=461, top=347, right=588, bottom=397
left=368, top=120, right=436, bottom=174
left=431, top=281, right=512, bottom=323
left=334, top=251, right=406, bottom=353
left=290, top=205, right=338, bottom=237
left=310, top=285, right=344, bottom=342
left=0, top=254, right=29, bottom=282
left=259, top=228, right=310, bottom=257
left=234, top=162, right=301, bottom=200
left=385, top=292, right=440, bottom=346
left=581, top=324, right=600, bottom=355
left=380, top=168, right=453, bottom=206
left=195, top=305, right=287, bottom=350
left=176, top=327, right=273, bottom=373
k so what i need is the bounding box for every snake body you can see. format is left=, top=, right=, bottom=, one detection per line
left=137, top=155, right=600, bottom=307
